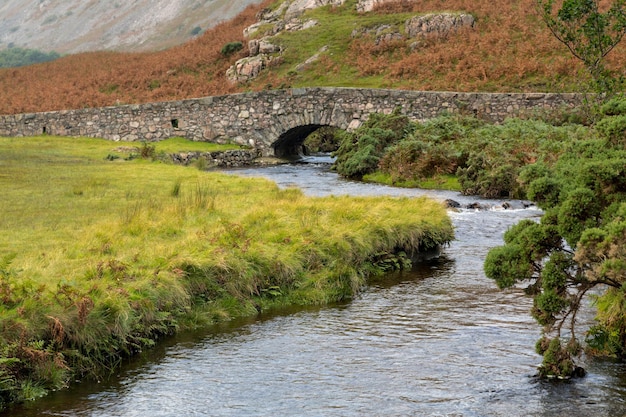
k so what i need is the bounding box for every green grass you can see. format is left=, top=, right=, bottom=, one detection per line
left=363, top=171, right=462, bottom=191
left=0, top=135, right=453, bottom=409
left=256, top=0, right=421, bottom=88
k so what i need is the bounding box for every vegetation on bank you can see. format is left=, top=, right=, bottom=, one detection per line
left=481, top=96, right=625, bottom=379
left=331, top=108, right=590, bottom=198
left=1, top=0, right=626, bottom=114
left=331, top=95, right=626, bottom=379
left=0, top=135, right=453, bottom=410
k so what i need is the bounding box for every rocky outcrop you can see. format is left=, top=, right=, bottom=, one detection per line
left=405, top=13, right=475, bottom=38
left=228, top=37, right=284, bottom=83
left=351, top=24, right=404, bottom=44
left=356, top=0, right=389, bottom=13
left=226, top=55, right=266, bottom=83
left=248, top=37, right=282, bottom=56
left=232, top=0, right=475, bottom=83
left=284, top=0, right=345, bottom=20
left=232, top=0, right=345, bottom=82
left=226, top=54, right=285, bottom=83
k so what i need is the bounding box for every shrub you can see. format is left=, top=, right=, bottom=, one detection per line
left=595, top=114, right=626, bottom=146
left=333, top=110, right=412, bottom=179
left=221, top=41, right=244, bottom=56
left=600, top=97, right=626, bottom=116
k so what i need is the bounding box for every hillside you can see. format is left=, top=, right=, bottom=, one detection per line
left=0, top=0, right=262, bottom=53
left=0, top=0, right=624, bottom=115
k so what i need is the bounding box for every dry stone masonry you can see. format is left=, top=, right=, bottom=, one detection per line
left=0, top=87, right=582, bottom=157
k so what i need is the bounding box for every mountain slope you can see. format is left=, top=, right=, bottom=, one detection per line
left=0, top=0, right=262, bottom=53
left=0, top=0, right=624, bottom=115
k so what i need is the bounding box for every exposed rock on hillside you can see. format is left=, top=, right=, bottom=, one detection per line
left=284, top=0, right=346, bottom=20
left=0, top=0, right=263, bottom=53
left=406, top=13, right=475, bottom=38
left=228, top=0, right=475, bottom=83
left=356, top=0, right=388, bottom=13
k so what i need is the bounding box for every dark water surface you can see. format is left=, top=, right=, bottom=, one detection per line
left=9, top=157, right=626, bottom=416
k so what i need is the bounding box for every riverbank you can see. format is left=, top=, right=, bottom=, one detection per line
left=0, top=135, right=453, bottom=410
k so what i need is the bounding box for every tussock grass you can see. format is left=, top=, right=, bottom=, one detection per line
left=0, top=135, right=453, bottom=408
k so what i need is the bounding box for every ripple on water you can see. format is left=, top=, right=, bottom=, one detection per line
left=9, top=159, right=626, bottom=417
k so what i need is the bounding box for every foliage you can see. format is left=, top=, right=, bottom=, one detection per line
left=335, top=112, right=586, bottom=198
left=303, top=127, right=342, bottom=153
left=0, top=47, right=61, bottom=68
left=220, top=41, right=244, bottom=56
left=0, top=135, right=453, bottom=409
left=536, top=0, right=626, bottom=93
left=332, top=109, right=411, bottom=179
left=484, top=99, right=626, bottom=378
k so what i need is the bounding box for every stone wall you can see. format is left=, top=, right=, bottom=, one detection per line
left=0, top=88, right=582, bottom=156
left=170, top=149, right=261, bottom=168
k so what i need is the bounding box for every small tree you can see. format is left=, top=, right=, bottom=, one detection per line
left=536, top=0, right=626, bottom=93
left=484, top=99, right=626, bottom=378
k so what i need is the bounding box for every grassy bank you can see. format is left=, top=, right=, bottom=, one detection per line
left=0, top=135, right=453, bottom=409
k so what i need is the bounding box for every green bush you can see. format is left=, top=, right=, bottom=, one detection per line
left=332, top=110, right=411, bottom=179
left=220, top=41, right=244, bottom=56
left=484, top=129, right=626, bottom=378
left=600, top=97, right=626, bottom=116
left=595, top=114, right=626, bottom=146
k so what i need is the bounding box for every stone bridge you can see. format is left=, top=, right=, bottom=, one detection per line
left=0, top=87, right=581, bottom=157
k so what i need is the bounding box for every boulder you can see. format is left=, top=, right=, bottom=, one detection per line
left=405, top=13, right=475, bottom=38
left=284, top=0, right=345, bottom=20
left=227, top=55, right=268, bottom=83
left=356, top=0, right=389, bottom=13
left=444, top=199, right=461, bottom=209
left=249, top=37, right=282, bottom=56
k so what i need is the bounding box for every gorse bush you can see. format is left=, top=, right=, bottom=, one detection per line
left=333, top=109, right=411, bottom=179
left=220, top=41, right=244, bottom=56
left=334, top=111, right=587, bottom=198
left=484, top=97, right=626, bottom=378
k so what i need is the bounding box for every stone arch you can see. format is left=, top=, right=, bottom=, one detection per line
left=272, top=124, right=327, bottom=157
left=269, top=105, right=355, bottom=157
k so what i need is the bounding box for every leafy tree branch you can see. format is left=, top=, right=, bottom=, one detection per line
left=536, top=0, right=626, bottom=92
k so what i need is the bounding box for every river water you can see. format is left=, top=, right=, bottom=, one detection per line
left=8, top=157, right=626, bottom=416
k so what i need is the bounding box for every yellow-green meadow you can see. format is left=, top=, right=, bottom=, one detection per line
left=0, top=136, right=453, bottom=407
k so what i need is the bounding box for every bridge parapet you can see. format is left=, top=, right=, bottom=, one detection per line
left=0, top=88, right=582, bottom=156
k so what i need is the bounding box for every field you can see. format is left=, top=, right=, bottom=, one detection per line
left=0, top=135, right=453, bottom=406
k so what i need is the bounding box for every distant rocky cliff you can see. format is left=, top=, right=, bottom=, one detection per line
left=0, top=0, right=262, bottom=53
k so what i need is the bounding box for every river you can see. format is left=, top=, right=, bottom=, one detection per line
left=8, top=156, right=626, bottom=416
